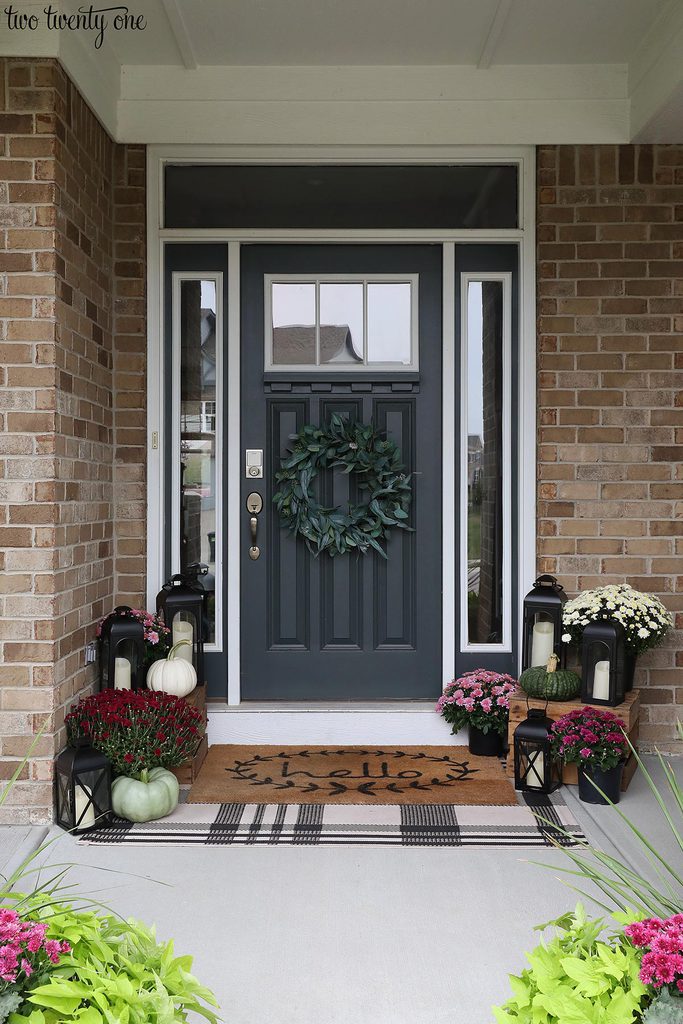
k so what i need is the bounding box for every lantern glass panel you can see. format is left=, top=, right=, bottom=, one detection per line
left=584, top=640, right=611, bottom=703
left=517, top=740, right=547, bottom=790
left=56, top=768, right=72, bottom=828
left=112, top=637, right=141, bottom=690
left=73, top=769, right=109, bottom=830
left=529, top=611, right=555, bottom=667
left=169, top=610, right=200, bottom=665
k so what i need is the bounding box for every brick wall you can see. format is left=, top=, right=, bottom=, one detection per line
left=113, top=145, right=146, bottom=607
left=0, top=58, right=146, bottom=821
left=537, top=145, right=683, bottom=753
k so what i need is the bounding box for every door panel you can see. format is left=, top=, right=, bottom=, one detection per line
left=240, top=245, right=442, bottom=700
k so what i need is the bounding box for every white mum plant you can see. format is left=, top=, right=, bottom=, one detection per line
left=562, top=583, right=672, bottom=656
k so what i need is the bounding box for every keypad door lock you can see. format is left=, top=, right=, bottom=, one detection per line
left=245, top=449, right=263, bottom=478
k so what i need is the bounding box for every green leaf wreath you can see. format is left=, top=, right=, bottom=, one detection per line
left=273, top=414, right=413, bottom=558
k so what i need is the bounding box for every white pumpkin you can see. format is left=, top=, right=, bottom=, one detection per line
left=146, top=641, right=197, bottom=698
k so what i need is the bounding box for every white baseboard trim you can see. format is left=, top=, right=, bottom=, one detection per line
left=207, top=703, right=466, bottom=745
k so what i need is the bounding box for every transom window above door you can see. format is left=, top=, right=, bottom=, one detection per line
left=265, top=275, right=418, bottom=372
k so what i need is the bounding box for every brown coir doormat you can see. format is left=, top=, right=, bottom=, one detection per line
left=187, top=745, right=518, bottom=805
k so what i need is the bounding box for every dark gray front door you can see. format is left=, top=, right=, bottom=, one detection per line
left=241, top=245, right=442, bottom=700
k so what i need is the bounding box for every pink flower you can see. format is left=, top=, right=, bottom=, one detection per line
left=44, top=939, right=62, bottom=964
left=480, top=698, right=493, bottom=713
left=579, top=747, right=592, bottom=759
left=147, top=630, right=159, bottom=645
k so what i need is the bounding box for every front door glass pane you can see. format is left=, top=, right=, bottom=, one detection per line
left=367, top=283, right=412, bottom=363
left=271, top=282, right=316, bottom=364
left=466, top=280, right=504, bottom=645
left=180, top=279, right=217, bottom=643
left=319, top=283, right=364, bottom=363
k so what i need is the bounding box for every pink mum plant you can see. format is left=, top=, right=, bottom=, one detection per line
left=436, top=669, right=517, bottom=737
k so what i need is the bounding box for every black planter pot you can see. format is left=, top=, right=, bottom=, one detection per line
left=577, top=763, right=624, bottom=805
left=468, top=723, right=503, bottom=758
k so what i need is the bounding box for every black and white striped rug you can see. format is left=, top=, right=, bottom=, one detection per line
left=79, top=796, right=584, bottom=848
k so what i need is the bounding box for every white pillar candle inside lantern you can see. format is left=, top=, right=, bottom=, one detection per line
left=592, top=660, right=611, bottom=702
left=114, top=657, right=131, bottom=690
left=74, top=784, right=96, bottom=828
left=525, top=749, right=545, bottom=789
left=172, top=618, right=194, bottom=663
left=531, top=620, right=554, bottom=667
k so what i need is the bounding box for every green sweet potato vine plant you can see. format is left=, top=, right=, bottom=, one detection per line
left=0, top=735, right=220, bottom=1024
left=493, top=905, right=647, bottom=1024
left=7, top=899, right=219, bottom=1024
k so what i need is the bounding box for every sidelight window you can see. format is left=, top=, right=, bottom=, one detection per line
left=461, top=274, right=512, bottom=651
left=171, top=273, right=223, bottom=648
left=265, top=276, right=418, bottom=372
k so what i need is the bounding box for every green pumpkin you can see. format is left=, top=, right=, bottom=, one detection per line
left=111, top=767, right=179, bottom=823
left=519, top=653, right=581, bottom=702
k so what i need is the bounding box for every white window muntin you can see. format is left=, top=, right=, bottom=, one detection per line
left=459, top=270, right=512, bottom=654
left=264, top=274, right=419, bottom=372
left=171, top=270, right=224, bottom=652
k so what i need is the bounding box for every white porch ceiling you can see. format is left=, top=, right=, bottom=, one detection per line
left=1, top=0, right=682, bottom=143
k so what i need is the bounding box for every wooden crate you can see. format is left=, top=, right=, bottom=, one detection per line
left=171, top=734, right=208, bottom=785
left=183, top=682, right=207, bottom=720
left=170, top=684, right=208, bottom=785
left=506, top=688, right=640, bottom=792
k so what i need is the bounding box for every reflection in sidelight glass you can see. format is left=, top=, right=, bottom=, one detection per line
left=367, top=283, right=412, bottom=363
left=466, top=281, right=504, bottom=645
left=179, top=279, right=217, bottom=643
left=319, top=283, right=363, bottom=363
left=271, top=282, right=316, bottom=364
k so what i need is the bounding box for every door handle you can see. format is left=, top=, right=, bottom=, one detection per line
left=246, top=491, right=262, bottom=560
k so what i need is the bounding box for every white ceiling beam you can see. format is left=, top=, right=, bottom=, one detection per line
left=118, top=96, right=628, bottom=146
left=629, top=0, right=683, bottom=140
left=477, top=0, right=514, bottom=70
left=160, top=0, right=198, bottom=70
left=120, top=64, right=626, bottom=103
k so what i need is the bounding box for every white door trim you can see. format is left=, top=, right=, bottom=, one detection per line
left=145, top=146, right=537, bottom=708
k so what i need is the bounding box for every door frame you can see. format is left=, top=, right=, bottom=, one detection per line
left=146, top=145, right=537, bottom=706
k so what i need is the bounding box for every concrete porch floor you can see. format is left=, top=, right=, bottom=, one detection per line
left=0, top=756, right=680, bottom=1024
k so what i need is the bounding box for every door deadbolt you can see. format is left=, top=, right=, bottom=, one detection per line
left=246, top=492, right=263, bottom=514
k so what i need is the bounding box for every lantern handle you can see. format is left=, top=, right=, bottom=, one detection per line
left=534, top=574, right=562, bottom=590
left=112, top=605, right=133, bottom=615
left=163, top=574, right=187, bottom=589
left=524, top=693, right=550, bottom=717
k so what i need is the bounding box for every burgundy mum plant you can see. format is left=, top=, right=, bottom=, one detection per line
left=436, top=670, right=517, bottom=737
left=65, top=690, right=205, bottom=777
left=551, top=706, right=629, bottom=771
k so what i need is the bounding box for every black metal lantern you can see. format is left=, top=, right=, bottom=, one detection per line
left=522, top=574, right=567, bottom=671
left=581, top=620, right=626, bottom=707
left=513, top=706, right=562, bottom=794
left=55, top=737, right=112, bottom=833
left=156, top=570, right=206, bottom=682
left=98, top=606, right=146, bottom=691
